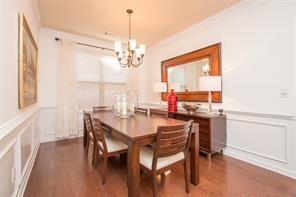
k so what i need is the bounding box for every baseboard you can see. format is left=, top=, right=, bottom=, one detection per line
left=41, top=133, right=84, bottom=143
left=224, top=148, right=296, bottom=180
left=16, top=142, right=40, bottom=197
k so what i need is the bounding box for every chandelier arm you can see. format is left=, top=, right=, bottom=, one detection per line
left=117, top=59, right=129, bottom=68
left=130, top=56, right=143, bottom=68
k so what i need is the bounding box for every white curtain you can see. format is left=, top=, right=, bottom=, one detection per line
left=56, top=39, right=78, bottom=138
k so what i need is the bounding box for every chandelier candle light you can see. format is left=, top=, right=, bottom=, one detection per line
left=114, top=9, right=146, bottom=68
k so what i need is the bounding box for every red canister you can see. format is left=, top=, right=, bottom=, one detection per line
left=168, top=89, right=178, bottom=112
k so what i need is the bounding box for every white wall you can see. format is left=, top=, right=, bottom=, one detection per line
left=0, top=0, right=41, bottom=196
left=140, top=0, right=296, bottom=178
left=0, top=0, right=41, bottom=125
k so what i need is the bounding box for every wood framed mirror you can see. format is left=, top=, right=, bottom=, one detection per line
left=161, top=43, right=222, bottom=102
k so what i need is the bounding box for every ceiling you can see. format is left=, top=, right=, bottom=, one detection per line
left=37, top=0, right=241, bottom=46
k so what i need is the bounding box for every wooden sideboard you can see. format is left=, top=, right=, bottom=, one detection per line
left=151, top=108, right=226, bottom=160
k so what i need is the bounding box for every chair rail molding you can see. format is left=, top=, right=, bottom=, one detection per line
left=0, top=105, right=40, bottom=140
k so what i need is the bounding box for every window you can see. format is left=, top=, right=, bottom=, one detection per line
left=76, top=46, right=127, bottom=111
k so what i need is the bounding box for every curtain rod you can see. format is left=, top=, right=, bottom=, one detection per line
left=54, top=37, right=114, bottom=52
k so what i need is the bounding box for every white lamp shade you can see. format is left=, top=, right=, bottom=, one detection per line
left=169, top=83, right=181, bottom=92
left=129, top=39, right=136, bottom=51
left=153, top=82, right=167, bottom=93
left=198, top=76, right=222, bottom=91
left=114, top=41, right=122, bottom=52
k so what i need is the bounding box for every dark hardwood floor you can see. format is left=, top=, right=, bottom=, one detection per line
left=24, top=138, right=296, bottom=197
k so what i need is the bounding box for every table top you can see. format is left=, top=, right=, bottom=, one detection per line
left=92, top=111, right=188, bottom=140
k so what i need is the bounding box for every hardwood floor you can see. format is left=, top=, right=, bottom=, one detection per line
left=24, top=138, right=296, bottom=197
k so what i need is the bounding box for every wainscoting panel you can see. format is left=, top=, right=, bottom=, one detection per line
left=227, top=118, right=288, bottom=163
left=0, top=106, right=40, bottom=197
left=224, top=114, right=296, bottom=179
left=40, top=108, right=84, bottom=142
left=20, top=123, right=33, bottom=174
left=0, top=141, right=17, bottom=197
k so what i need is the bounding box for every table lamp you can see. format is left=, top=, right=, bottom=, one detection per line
left=153, top=82, right=167, bottom=104
left=198, top=76, right=222, bottom=113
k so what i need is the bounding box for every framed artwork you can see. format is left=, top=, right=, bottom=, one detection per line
left=18, top=13, right=38, bottom=109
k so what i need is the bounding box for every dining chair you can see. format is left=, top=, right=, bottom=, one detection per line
left=93, top=106, right=113, bottom=133
left=139, top=120, right=194, bottom=197
left=149, top=108, right=168, bottom=117
left=92, top=117, right=128, bottom=185
left=135, top=107, right=148, bottom=115
left=83, top=111, right=97, bottom=165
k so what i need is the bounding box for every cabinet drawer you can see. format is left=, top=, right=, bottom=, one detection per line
left=199, top=132, right=209, bottom=142
left=199, top=125, right=209, bottom=134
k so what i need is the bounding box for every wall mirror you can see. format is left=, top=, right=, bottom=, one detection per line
left=161, top=43, right=222, bottom=102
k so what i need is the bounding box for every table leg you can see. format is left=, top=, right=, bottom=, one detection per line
left=127, top=141, right=140, bottom=197
left=83, top=119, right=87, bottom=147
left=190, top=130, right=200, bottom=185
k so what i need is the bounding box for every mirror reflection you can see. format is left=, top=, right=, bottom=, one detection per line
left=167, top=58, right=209, bottom=92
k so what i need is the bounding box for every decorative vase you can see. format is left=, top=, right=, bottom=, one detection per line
left=168, top=89, right=178, bottom=112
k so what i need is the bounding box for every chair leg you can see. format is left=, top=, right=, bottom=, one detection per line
left=184, top=156, right=190, bottom=193
left=161, top=173, right=165, bottom=183
left=92, top=141, right=96, bottom=166
left=94, top=148, right=100, bottom=168
left=86, top=137, right=90, bottom=155
left=102, top=156, right=108, bottom=185
left=152, top=172, right=158, bottom=197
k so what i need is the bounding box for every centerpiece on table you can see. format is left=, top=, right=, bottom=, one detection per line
left=113, top=91, right=138, bottom=118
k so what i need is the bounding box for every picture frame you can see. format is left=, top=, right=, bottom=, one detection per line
left=18, top=13, right=38, bottom=109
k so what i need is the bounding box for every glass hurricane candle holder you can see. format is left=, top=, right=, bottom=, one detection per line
left=113, top=94, right=123, bottom=117
left=127, top=91, right=138, bottom=116
left=120, top=94, right=129, bottom=118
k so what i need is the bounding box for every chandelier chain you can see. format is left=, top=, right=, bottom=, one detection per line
left=129, top=11, right=131, bottom=40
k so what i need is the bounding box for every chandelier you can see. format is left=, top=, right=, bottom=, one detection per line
left=114, top=9, right=145, bottom=68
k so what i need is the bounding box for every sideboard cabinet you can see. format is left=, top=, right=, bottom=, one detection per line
left=166, top=110, right=226, bottom=160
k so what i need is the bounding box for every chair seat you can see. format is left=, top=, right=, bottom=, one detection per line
left=140, top=147, right=184, bottom=170
left=99, top=135, right=127, bottom=153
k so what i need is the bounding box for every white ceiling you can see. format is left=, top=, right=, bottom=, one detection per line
left=37, top=0, right=241, bottom=46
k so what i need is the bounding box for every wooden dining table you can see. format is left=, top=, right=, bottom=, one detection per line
left=84, top=110, right=199, bottom=197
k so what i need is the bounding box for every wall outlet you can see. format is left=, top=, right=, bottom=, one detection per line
left=11, top=166, right=16, bottom=183
left=280, top=89, right=289, bottom=98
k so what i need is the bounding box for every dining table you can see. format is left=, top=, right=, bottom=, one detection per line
left=84, top=110, right=199, bottom=197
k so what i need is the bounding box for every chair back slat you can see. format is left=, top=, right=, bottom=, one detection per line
left=157, top=146, right=187, bottom=158
left=93, top=106, right=112, bottom=113
left=136, top=107, right=148, bottom=115
left=92, top=117, right=108, bottom=153
left=149, top=109, right=167, bottom=117
left=84, top=111, right=94, bottom=135
left=153, top=120, right=193, bottom=165
left=159, top=135, right=188, bottom=146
